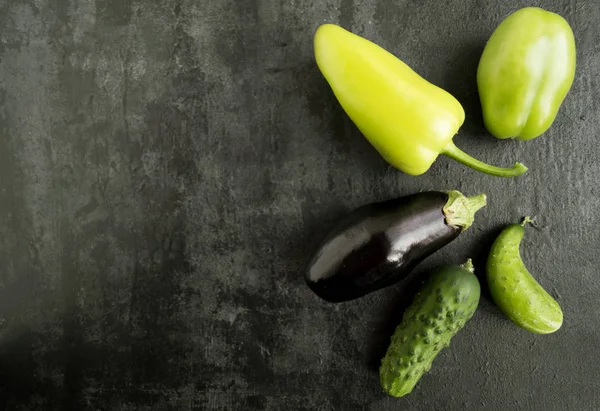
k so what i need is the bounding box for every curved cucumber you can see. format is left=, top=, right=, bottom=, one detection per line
left=379, top=260, right=480, bottom=397
left=486, top=218, right=563, bottom=334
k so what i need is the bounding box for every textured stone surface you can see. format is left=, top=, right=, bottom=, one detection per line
left=1, top=0, right=599, bottom=410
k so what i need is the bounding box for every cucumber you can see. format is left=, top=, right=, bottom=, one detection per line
left=486, top=218, right=563, bottom=334
left=379, top=259, right=481, bottom=397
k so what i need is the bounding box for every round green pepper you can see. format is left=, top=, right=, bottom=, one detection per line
left=477, top=7, right=576, bottom=140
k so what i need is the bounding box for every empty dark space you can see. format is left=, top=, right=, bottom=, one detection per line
left=1, top=1, right=599, bottom=410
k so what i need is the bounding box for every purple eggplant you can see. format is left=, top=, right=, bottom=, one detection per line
left=305, top=190, right=486, bottom=302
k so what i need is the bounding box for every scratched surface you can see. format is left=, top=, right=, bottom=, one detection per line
left=0, top=0, right=599, bottom=410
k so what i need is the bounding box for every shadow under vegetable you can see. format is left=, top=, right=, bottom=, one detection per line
left=364, top=268, right=431, bottom=372
left=442, top=41, right=487, bottom=137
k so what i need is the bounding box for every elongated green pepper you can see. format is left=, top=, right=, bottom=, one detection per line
left=477, top=7, right=576, bottom=140
left=314, top=24, right=527, bottom=177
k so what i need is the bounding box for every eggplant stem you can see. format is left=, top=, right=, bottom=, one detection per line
left=442, top=142, right=528, bottom=177
left=443, top=190, right=487, bottom=230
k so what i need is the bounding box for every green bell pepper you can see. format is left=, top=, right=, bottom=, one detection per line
left=314, top=24, right=527, bottom=177
left=477, top=7, right=576, bottom=140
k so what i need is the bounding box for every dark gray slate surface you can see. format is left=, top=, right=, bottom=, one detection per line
left=0, top=0, right=599, bottom=410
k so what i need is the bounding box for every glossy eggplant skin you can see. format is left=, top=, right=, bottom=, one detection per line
left=305, top=192, right=461, bottom=302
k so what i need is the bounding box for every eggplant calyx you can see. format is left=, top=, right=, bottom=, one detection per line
left=443, top=190, right=487, bottom=230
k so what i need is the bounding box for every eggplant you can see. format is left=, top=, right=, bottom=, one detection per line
left=305, top=190, right=486, bottom=302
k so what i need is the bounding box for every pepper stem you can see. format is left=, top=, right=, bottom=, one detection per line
left=443, top=190, right=487, bottom=230
left=460, top=258, right=475, bottom=273
left=441, top=142, right=528, bottom=177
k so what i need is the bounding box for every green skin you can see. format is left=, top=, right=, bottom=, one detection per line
left=486, top=219, right=563, bottom=334
left=477, top=7, right=576, bottom=140
left=379, top=260, right=480, bottom=398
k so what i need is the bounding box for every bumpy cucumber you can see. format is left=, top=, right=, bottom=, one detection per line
left=486, top=218, right=563, bottom=334
left=379, top=260, right=481, bottom=398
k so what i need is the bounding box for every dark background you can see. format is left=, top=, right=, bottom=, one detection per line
left=0, top=0, right=599, bottom=410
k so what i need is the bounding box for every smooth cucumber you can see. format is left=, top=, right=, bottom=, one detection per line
left=486, top=218, right=563, bottom=334
left=379, top=260, right=481, bottom=397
